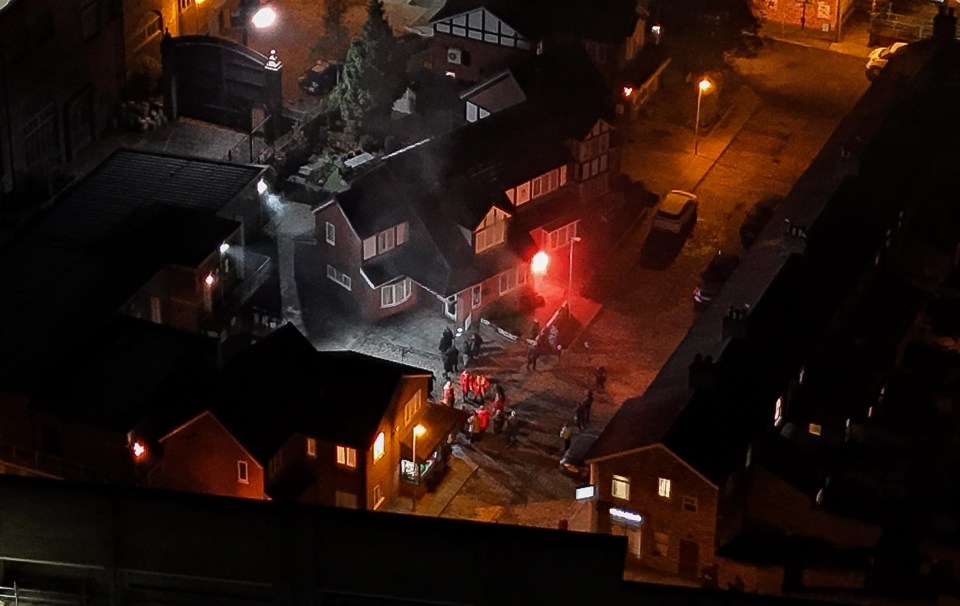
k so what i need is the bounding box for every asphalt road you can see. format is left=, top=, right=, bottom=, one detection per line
left=439, top=40, right=871, bottom=527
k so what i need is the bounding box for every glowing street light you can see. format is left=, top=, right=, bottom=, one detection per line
left=234, top=0, right=278, bottom=47
left=204, top=273, right=216, bottom=287
left=694, top=77, right=713, bottom=156
left=131, top=441, right=147, bottom=460
left=531, top=251, right=550, bottom=276
left=622, top=85, right=634, bottom=98
left=411, top=423, right=426, bottom=512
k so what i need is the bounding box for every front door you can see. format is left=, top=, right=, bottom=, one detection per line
left=678, top=539, right=699, bottom=579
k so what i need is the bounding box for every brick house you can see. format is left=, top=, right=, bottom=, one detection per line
left=313, top=89, right=616, bottom=326
left=422, top=0, right=648, bottom=84
left=148, top=410, right=265, bottom=499
left=215, top=324, right=463, bottom=510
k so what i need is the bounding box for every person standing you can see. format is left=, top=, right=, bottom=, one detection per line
left=559, top=423, right=573, bottom=452
left=460, top=369, right=472, bottom=401
left=476, top=405, right=490, bottom=437
left=574, top=403, right=586, bottom=430
left=530, top=319, right=541, bottom=342
left=492, top=384, right=506, bottom=413
left=526, top=344, right=540, bottom=371
left=471, top=331, right=483, bottom=357
left=443, top=380, right=456, bottom=407
left=595, top=366, right=607, bottom=391
left=439, top=327, right=453, bottom=354
left=445, top=344, right=460, bottom=374
left=582, top=389, right=594, bottom=424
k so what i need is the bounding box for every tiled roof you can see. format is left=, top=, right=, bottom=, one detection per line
left=215, top=324, right=433, bottom=462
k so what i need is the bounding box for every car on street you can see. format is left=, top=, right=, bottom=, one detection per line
left=560, top=433, right=599, bottom=480
left=739, top=196, right=781, bottom=248
left=652, top=190, right=698, bottom=235
left=865, top=42, right=907, bottom=80
left=694, top=251, right=741, bottom=307
left=299, top=59, right=340, bottom=96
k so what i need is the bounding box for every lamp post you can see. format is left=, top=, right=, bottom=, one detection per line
left=234, top=0, right=277, bottom=47
left=411, top=423, right=426, bottom=512
left=694, top=77, right=712, bottom=156
left=567, top=236, right=582, bottom=305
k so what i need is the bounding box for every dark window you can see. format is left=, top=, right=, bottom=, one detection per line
left=23, top=102, right=60, bottom=168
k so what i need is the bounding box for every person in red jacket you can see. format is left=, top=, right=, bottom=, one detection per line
left=476, top=405, right=490, bottom=433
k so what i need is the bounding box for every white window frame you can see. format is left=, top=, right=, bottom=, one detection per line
left=403, top=391, right=422, bottom=425
left=336, top=445, right=357, bottom=468
left=611, top=475, right=630, bottom=500
left=471, top=284, right=482, bottom=309
left=774, top=396, right=784, bottom=426
left=373, top=432, right=385, bottom=462
left=363, top=237, right=377, bottom=260
left=373, top=482, right=384, bottom=509
left=377, top=228, right=396, bottom=254
left=545, top=221, right=578, bottom=251
left=307, top=437, right=317, bottom=457
left=326, top=264, right=352, bottom=290
left=325, top=221, right=336, bottom=245
left=658, top=477, right=672, bottom=499
left=237, top=460, right=249, bottom=484
left=381, top=278, right=412, bottom=308
left=682, top=496, right=698, bottom=512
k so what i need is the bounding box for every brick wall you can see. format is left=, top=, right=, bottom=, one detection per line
left=594, top=445, right=718, bottom=578
left=423, top=32, right=531, bottom=83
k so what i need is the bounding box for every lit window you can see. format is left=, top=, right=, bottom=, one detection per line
left=306, top=437, right=317, bottom=457
left=774, top=396, right=783, bottom=426
left=237, top=460, right=249, bottom=484
left=336, top=445, right=357, bottom=468
left=471, top=285, right=482, bottom=309
left=325, top=222, right=336, bottom=245
left=682, top=496, right=698, bottom=512
left=658, top=477, right=671, bottom=498
left=373, top=482, right=384, bottom=508
left=373, top=432, right=385, bottom=462
left=611, top=475, right=630, bottom=500
left=808, top=423, right=822, bottom=436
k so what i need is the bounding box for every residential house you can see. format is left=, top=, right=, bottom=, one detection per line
left=214, top=325, right=463, bottom=510
left=314, top=87, right=616, bottom=325
left=423, top=0, right=648, bottom=83
left=148, top=410, right=265, bottom=500
left=0, top=0, right=124, bottom=209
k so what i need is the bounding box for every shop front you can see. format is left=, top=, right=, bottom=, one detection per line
left=399, top=404, right=465, bottom=503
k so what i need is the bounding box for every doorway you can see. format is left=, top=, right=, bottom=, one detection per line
left=678, top=539, right=699, bottom=579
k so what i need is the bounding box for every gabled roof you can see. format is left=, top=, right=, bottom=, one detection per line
left=432, top=0, right=641, bottom=44
left=214, top=324, right=432, bottom=462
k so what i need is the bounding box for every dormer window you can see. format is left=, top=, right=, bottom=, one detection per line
left=475, top=207, right=509, bottom=253
left=363, top=222, right=409, bottom=260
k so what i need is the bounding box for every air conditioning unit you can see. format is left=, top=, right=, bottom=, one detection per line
left=447, top=48, right=463, bottom=65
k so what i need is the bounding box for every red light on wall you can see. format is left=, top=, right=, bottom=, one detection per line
left=132, top=441, right=147, bottom=460
left=531, top=251, right=550, bottom=275
left=204, top=273, right=216, bottom=287
left=622, top=86, right=634, bottom=98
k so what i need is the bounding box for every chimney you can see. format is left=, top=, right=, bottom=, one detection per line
left=933, top=6, right=957, bottom=40
left=722, top=305, right=749, bottom=339
left=688, top=354, right=717, bottom=389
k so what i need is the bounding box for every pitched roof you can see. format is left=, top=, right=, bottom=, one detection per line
left=432, top=0, right=641, bottom=43
left=215, top=324, right=432, bottom=462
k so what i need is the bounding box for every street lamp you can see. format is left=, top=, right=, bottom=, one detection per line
left=411, top=423, right=426, bottom=512
left=233, top=0, right=278, bottom=47
left=694, top=77, right=712, bottom=156
left=567, top=236, right=582, bottom=305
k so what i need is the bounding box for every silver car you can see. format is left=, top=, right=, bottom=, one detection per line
left=652, top=190, right=698, bottom=234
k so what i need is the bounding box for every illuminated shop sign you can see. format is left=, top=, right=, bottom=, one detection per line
left=575, top=485, right=596, bottom=501
left=609, top=507, right=643, bottom=527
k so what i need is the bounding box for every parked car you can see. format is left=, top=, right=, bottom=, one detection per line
left=299, top=59, right=340, bottom=95
left=694, top=251, right=741, bottom=307
left=739, top=196, right=780, bottom=248
left=652, top=190, right=698, bottom=234
left=560, top=433, right=599, bottom=480
left=865, top=42, right=907, bottom=80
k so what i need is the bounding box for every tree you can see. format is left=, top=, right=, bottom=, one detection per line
left=655, top=0, right=760, bottom=72
left=333, top=0, right=401, bottom=133
left=312, top=0, right=349, bottom=61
